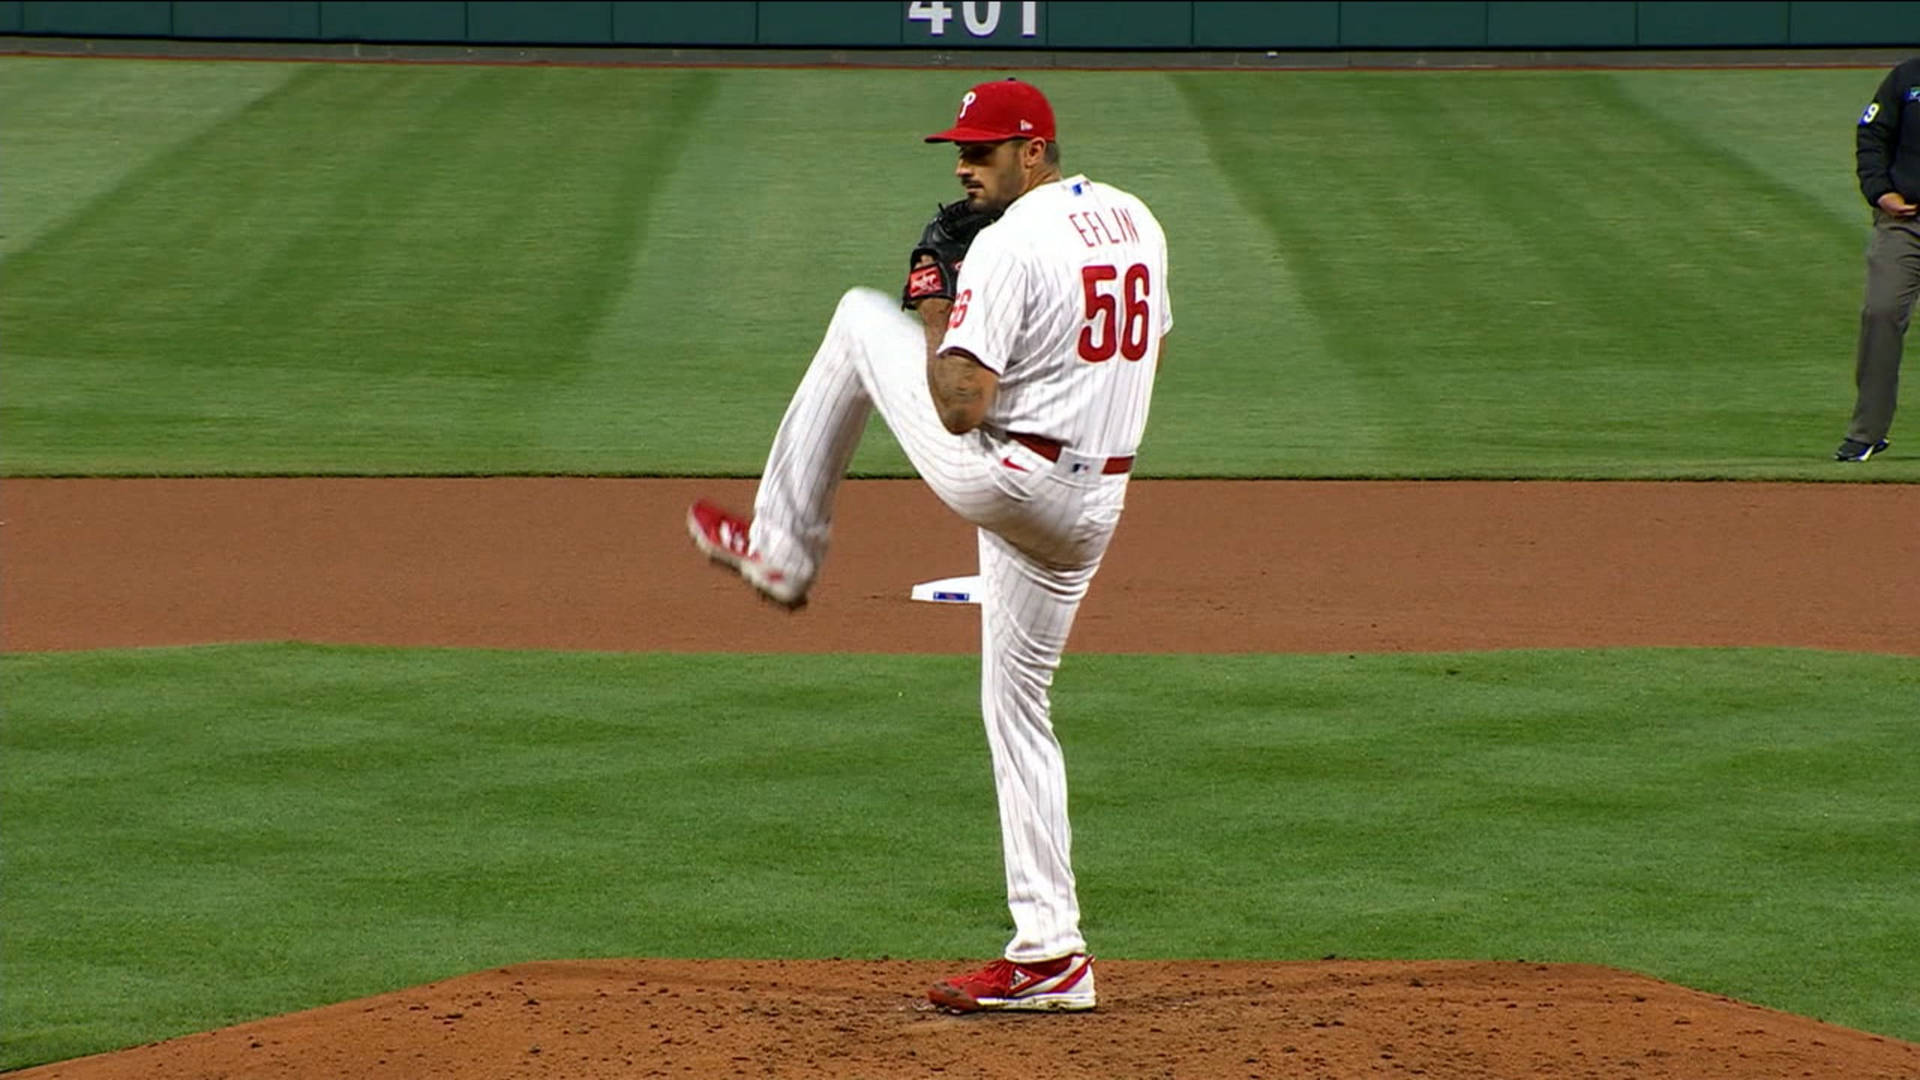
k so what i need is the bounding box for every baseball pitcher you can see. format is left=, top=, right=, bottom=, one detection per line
left=688, top=78, right=1171, bottom=1013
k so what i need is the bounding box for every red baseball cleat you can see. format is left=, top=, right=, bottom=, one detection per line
left=685, top=499, right=807, bottom=610
left=928, top=954, right=1096, bottom=1013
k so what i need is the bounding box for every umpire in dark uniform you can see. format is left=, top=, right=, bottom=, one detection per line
left=1838, top=56, right=1920, bottom=461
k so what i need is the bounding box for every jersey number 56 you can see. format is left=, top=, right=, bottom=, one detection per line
left=1078, top=263, right=1152, bottom=362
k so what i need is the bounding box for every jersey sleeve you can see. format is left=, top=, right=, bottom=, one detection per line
left=1160, top=258, right=1174, bottom=337
left=938, top=226, right=1027, bottom=376
left=1857, top=62, right=1906, bottom=206
left=1143, top=207, right=1173, bottom=337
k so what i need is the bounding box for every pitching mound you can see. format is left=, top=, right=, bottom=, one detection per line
left=16, top=959, right=1919, bottom=1079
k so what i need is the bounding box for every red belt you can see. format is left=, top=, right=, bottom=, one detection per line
left=1011, top=432, right=1135, bottom=475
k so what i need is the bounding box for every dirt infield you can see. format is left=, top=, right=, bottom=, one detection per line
left=4, top=477, right=1917, bottom=655
left=5, top=477, right=1919, bottom=1079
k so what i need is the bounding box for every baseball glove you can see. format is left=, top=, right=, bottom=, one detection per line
left=901, top=199, right=1000, bottom=309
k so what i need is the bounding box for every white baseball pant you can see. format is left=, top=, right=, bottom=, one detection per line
left=749, top=287, right=1129, bottom=961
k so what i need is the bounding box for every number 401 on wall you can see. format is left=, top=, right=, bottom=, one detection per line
left=907, top=1, right=1040, bottom=38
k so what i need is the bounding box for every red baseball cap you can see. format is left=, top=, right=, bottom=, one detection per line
left=924, top=78, right=1057, bottom=144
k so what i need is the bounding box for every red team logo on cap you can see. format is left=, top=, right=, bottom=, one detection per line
left=925, top=79, right=1056, bottom=144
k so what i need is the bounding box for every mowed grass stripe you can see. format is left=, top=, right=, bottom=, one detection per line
left=1370, top=73, right=1856, bottom=462
left=0, top=58, right=300, bottom=259
left=2, top=65, right=715, bottom=474
left=1612, top=68, right=1870, bottom=225
left=561, top=69, right=965, bottom=476
left=3, top=645, right=1915, bottom=1066
left=1068, top=74, right=1364, bottom=475
left=1176, top=70, right=1866, bottom=476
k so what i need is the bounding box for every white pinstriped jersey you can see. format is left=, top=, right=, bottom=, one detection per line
left=939, top=175, right=1172, bottom=459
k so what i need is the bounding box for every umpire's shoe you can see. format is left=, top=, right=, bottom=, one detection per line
left=1834, top=438, right=1891, bottom=461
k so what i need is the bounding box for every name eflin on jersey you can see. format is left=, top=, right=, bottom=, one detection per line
left=1066, top=207, right=1142, bottom=249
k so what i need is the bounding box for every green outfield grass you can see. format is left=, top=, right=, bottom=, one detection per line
left=3, top=58, right=1911, bottom=479
left=3, top=644, right=1915, bottom=1067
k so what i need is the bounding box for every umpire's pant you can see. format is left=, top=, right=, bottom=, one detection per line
left=1850, top=210, right=1920, bottom=443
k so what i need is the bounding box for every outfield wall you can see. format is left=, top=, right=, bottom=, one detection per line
left=1, top=1, right=1917, bottom=51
